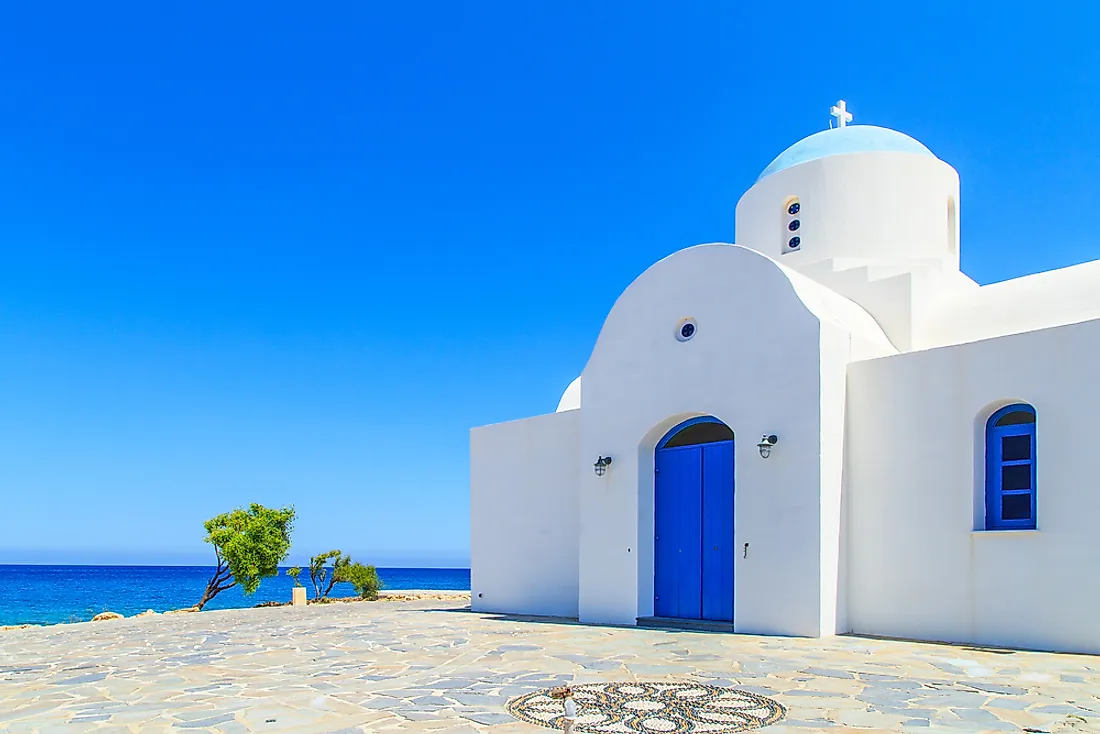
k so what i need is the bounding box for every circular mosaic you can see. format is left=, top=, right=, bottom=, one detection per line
left=506, top=682, right=786, bottom=733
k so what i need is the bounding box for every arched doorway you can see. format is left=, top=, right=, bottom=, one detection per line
left=654, top=416, right=734, bottom=622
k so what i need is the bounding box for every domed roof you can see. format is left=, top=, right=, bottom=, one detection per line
left=758, top=125, right=936, bottom=181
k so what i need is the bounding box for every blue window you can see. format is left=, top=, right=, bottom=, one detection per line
left=985, top=404, right=1037, bottom=530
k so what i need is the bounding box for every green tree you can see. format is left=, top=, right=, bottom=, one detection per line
left=286, top=566, right=304, bottom=587
left=308, top=550, right=352, bottom=601
left=337, top=562, right=382, bottom=600
left=196, top=504, right=296, bottom=610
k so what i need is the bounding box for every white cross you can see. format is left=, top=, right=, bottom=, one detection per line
left=830, top=99, right=853, bottom=128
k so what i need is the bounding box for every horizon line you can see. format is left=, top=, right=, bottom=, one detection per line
left=0, top=562, right=471, bottom=570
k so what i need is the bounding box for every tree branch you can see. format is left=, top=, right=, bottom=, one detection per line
left=204, top=565, right=231, bottom=591
left=197, top=550, right=237, bottom=610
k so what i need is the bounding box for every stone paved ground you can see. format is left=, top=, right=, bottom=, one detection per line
left=1, top=599, right=1098, bottom=734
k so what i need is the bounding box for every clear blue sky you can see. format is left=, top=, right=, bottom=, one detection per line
left=1, top=2, right=1098, bottom=567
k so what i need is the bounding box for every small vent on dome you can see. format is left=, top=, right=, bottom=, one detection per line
left=782, top=197, right=802, bottom=254
left=947, top=196, right=957, bottom=256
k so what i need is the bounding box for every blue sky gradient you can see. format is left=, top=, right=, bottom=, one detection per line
left=2, top=2, right=1098, bottom=566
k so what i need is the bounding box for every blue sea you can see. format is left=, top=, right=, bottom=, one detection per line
left=0, top=565, right=470, bottom=626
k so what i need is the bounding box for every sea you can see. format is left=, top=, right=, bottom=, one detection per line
left=0, top=565, right=470, bottom=627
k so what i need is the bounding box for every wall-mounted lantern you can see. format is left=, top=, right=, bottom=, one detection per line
left=594, top=456, right=613, bottom=476
left=757, top=435, right=778, bottom=459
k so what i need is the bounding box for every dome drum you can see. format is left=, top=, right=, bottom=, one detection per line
left=736, top=126, right=960, bottom=273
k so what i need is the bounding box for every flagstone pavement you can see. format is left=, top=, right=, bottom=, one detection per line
left=1, top=598, right=1098, bottom=734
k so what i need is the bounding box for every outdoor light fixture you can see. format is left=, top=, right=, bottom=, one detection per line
left=594, top=456, right=613, bottom=476
left=757, top=435, right=778, bottom=459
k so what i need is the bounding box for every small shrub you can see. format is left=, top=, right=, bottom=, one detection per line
left=337, top=562, right=382, bottom=600
left=286, top=566, right=304, bottom=587
left=308, top=550, right=351, bottom=600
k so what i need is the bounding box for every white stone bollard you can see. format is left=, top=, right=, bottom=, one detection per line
left=292, top=587, right=307, bottom=607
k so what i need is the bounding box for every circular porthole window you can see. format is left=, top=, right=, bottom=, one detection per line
left=676, top=318, right=697, bottom=342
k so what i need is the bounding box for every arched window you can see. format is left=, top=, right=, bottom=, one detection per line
left=985, top=404, right=1037, bottom=530
left=657, top=416, right=734, bottom=449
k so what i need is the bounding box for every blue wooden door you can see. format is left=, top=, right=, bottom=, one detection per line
left=701, top=440, right=734, bottom=622
left=654, top=445, right=702, bottom=619
left=655, top=439, right=734, bottom=621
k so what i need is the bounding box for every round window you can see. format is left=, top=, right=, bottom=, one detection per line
left=788, top=202, right=800, bottom=215
left=788, top=219, right=801, bottom=232
left=676, top=319, right=697, bottom=342
left=788, top=236, right=801, bottom=248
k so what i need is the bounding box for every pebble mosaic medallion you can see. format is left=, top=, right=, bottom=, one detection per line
left=506, top=682, right=786, bottom=733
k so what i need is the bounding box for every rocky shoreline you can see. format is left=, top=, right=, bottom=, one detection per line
left=260, top=590, right=471, bottom=606
left=0, top=590, right=471, bottom=631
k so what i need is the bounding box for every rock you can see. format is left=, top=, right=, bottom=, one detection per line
left=92, top=612, right=123, bottom=622
left=273, top=591, right=471, bottom=605
left=164, top=606, right=200, bottom=615
left=1, top=624, right=36, bottom=631
left=135, top=609, right=158, bottom=617
left=378, top=591, right=473, bottom=602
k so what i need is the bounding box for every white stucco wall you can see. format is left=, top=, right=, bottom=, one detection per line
left=736, top=152, right=960, bottom=273
left=556, top=377, right=582, bottom=412
left=470, top=409, right=580, bottom=618
left=734, top=150, right=966, bottom=354
left=735, top=139, right=1100, bottom=358
left=847, top=317, right=1100, bottom=654
left=922, top=258, right=1100, bottom=349
left=575, top=243, right=892, bottom=637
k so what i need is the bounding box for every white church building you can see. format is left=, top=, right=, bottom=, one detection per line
left=470, top=102, right=1100, bottom=655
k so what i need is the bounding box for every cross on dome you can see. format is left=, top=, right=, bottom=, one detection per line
left=830, top=100, right=852, bottom=128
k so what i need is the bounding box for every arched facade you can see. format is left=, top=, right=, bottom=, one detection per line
left=472, top=112, right=1100, bottom=654
left=575, top=244, right=892, bottom=636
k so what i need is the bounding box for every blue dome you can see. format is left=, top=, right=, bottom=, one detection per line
left=758, top=125, right=936, bottom=181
